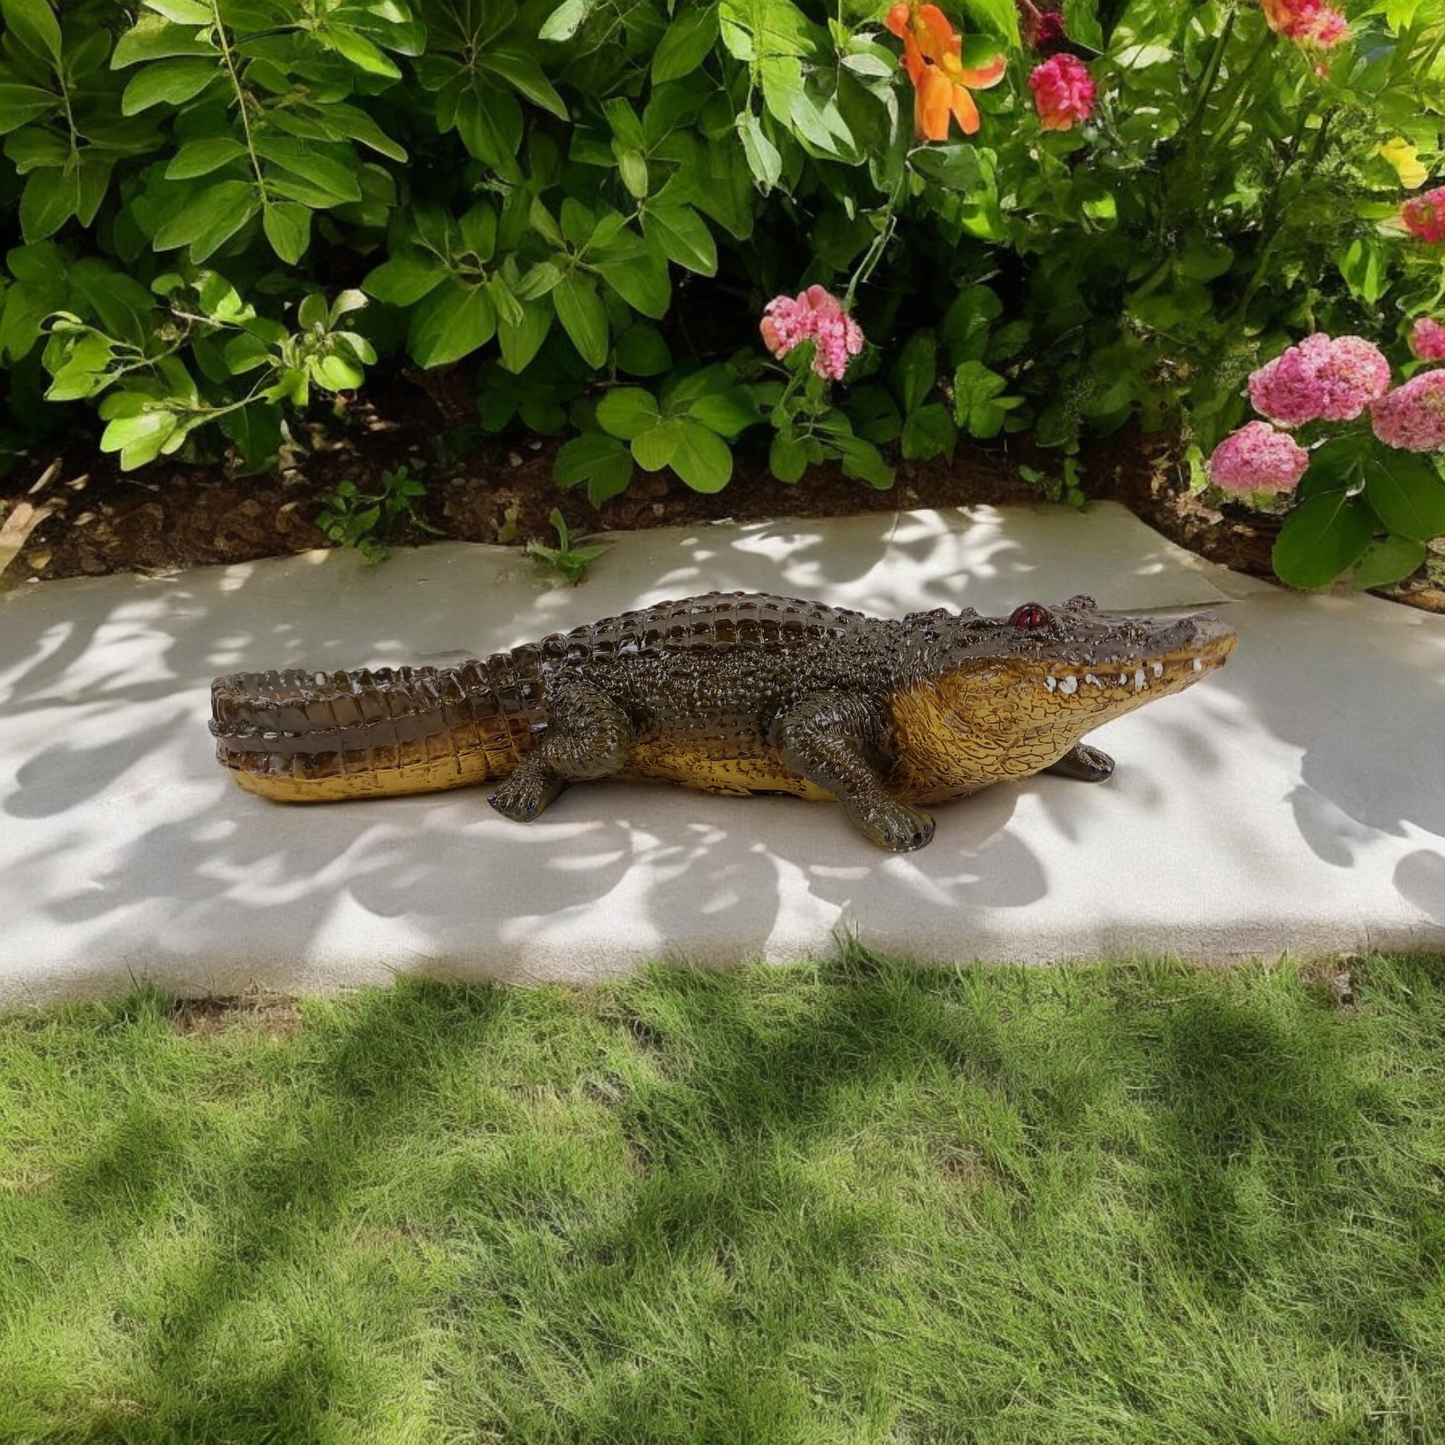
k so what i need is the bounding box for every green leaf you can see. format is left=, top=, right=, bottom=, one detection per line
left=221, top=332, right=272, bottom=374
left=1351, top=535, right=1427, bottom=589
left=220, top=402, right=283, bottom=473
left=255, top=138, right=362, bottom=205
left=408, top=281, right=497, bottom=368
left=960, top=0, right=1020, bottom=43
left=100, top=406, right=180, bottom=470
left=1363, top=451, right=1445, bottom=542
left=614, top=323, right=670, bottom=376
left=362, top=253, right=447, bottom=307
left=552, top=271, right=609, bottom=367
left=0, top=82, right=58, bottom=134
left=652, top=4, right=718, bottom=82
left=833, top=433, right=895, bottom=489
left=142, top=0, right=212, bottom=21
left=843, top=383, right=902, bottom=445
left=941, top=285, right=1002, bottom=366
left=769, top=430, right=809, bottom=483
left=1339, top=237, right=1387, bottom=305
left=121, top=58, right=219, bottom=114
left=890, top=330, right=937, bottom=415
left=953, top=359, right=1012, bottom=439
left=901, top=403, right=957, bottom=462
left=540, top=0, right=592, bottom=41
left=641, top=202, right=717, bottom=276
left=310, top=352, right=365, bottom=390
left=481, top=45, right=569, bottom=120
left=666, top=418, right=732, bottom=492
left=315, top=102, right=407, bottom=163
left=554, top=431, right=634, bottom=506
left=630, top=416, right=680, bottom=472
left=592, top=245, right=671, bottom=319
left=18, top=168, right=73, bottom=242
left=615, top=148, right=649, bottom=200
left=263, top=202, right=310, bottom=263
left=1271, top=494, right=1375, bottom=589
left=735, top=110, right=781, bottom=192
left=596, top=386, right=661, bottom=440
left=496, top=297, right=553, bottom=373
left=685, top=387, right=759, bottom=439
left=165, top=136, right=245, bottom=179
left=1061, top=0, right=1104, bottom=49
left=112, top=18, right=215, bottom=68
left=151, top=179, right=258, bottom=259
left=320, top=23, right=402, bottom=78
left=3, top=0, right=63, bottom=66
left=454, top=87, right=523, bottom=171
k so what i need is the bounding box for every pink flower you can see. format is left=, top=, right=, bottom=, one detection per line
left=1260, top=0, right=1350, bottom=46
left=1402, top=187, right=1445, bottom=243
left=1028, top=53, right=1095, bottom=131
left=1369, top=371, right=1445, bottom=452
left=760, top=285, right=865, bottom=382
left=1027, top=9, right=1067, bottom=46
left=1248, top=334, right=1391, bottom=427
left=1207, top=421, right=1310, bottom=492
left=1409, top=317, right=1445, bottom=362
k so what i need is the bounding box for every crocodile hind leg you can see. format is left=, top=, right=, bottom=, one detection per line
left=1042, top=742, right=1115, bottom=782
left=770, top=692, right=935, bottom=852
left=488, top=678, right=635, bottom=822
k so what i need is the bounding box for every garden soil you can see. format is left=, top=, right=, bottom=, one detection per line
left=5, top=371, right=1437, bottom=609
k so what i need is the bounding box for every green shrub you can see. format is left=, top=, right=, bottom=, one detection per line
left=2, top=0, right=1443, bottom=586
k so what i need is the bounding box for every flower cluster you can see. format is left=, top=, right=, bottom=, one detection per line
left=1248, top=334, right=1391, bottom=427
left=1208, top=327, right=1445, bottom=489
left=1410, top=317, right=1445, bottom=362
left=1028, top=53, right=1095, bottom=131
left=1207, top=421, right=1310, bottom=493
left=1369, top=371, right=1445, bottom=453
left=760, top=286, right=865, bottom=382
left=1259, top=0, right=1350, bottom=46
left=884, top=1, right=1006, bottom=141
left=1401, top=186, right=1445, bottom=244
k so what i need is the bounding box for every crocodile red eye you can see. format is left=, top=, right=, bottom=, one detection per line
left=1009, top=604, right=1052, bottom=631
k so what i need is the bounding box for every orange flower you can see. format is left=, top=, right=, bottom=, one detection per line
left=885, top=1, right=1007, bottom=140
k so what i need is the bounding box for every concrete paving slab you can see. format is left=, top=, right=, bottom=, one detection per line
left=1, top=501, right=1442, bottom=1005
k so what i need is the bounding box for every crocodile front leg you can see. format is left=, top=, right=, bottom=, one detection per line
left=770, top=691, right=936, bottom=851
left=488, top=677, right=635, bottom=821
left=1042, top=741, right=1115, bottom=782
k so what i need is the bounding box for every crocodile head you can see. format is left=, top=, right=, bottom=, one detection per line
left=889, top=595, right=1237, bottom=802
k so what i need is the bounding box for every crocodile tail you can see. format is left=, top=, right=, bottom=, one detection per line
left=209, top=648, right=548, bottom=803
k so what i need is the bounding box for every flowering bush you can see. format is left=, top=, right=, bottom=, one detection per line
left=2, top=0, right=1444, bottom=588
left=1209, top=331, right=1445, bottom=586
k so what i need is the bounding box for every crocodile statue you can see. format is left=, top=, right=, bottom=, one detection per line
left=210, top=590, right=1236, bottom=851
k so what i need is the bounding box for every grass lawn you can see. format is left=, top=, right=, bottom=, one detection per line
left=1, top=950, right=1443, bottom=1445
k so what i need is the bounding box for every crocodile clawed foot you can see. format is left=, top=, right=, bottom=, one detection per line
left=851, top=799, right=936, bottom=852
left=488, top=762, right=566, bottom=822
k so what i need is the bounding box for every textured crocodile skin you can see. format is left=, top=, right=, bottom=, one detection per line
left=210, top=589, right=1237, bottom=848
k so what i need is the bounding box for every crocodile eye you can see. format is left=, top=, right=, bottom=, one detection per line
left=1009, top=604, right=1052, bottom=632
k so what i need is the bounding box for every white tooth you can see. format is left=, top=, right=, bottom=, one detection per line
left=1135, top=669, right=1146, bottom=689
left=1118, top=673, right=1128, bottom=685
left=1193, top=658, right=1202, bottom=672
left=1046, top=677, right=1057, bottom=692
left=1059, top=675, right=1078, bottom=695
left=1152, top=663, right=1163, bottom=678
left=1085, top=673, right=1101, bottom=687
